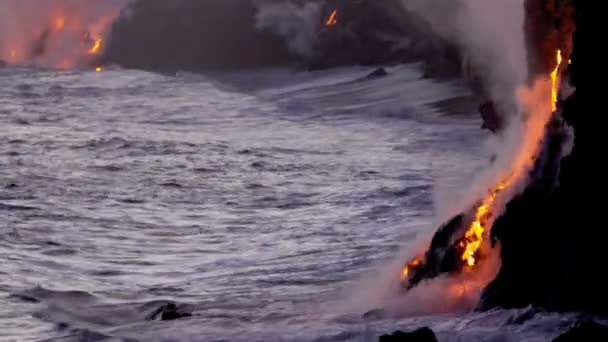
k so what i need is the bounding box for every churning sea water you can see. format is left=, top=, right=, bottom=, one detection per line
left=0, top=65, right=575, bottom=341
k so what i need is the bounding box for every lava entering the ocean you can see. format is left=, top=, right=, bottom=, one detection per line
left=0, top=1, right=124, bottom=69
left=400, top=48, right=567, bottom=290
left=551, top=50, right=563, bottom=111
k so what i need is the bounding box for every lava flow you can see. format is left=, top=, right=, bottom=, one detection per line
left=326, top=10, right=338, bottom=26
left=551, top=50, right=563, bottom=111
left=400, top=48, right=566, bottom=285
left=458, top=179, right=510, bottom=267
left=0, top=1, right=123, bottom=69
left=88, top=37, right=103, bottom=55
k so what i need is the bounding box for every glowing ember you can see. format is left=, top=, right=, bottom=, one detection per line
left=551, top=50, right=563, bottom=111
left=325, top=10, right=338, bottom=26
left=88, top=38, right=103, bottom=55
left=95, top=66, right=103, bottom=72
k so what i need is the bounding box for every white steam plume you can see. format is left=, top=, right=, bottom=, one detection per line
left=401, top=0, right=528, bottom=116
left=336, top=0, right=547, bottom=317
left=254, top=1, right=322, bottom=58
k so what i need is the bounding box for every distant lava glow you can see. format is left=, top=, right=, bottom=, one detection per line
left=88, top=38, right=103, bottom=55
left=0, top=2, right=123, bottom=69
left=325, top=10, right=338, bottom=26
left=551, top=50, right=563, bottom=111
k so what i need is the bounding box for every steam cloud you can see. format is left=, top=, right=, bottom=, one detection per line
left=254, top=1, right=322, bottom=58
left=400, top=0, right=528, bottom=116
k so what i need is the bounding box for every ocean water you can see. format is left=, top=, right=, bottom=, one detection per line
left=0, top=64, right=576, bottom=341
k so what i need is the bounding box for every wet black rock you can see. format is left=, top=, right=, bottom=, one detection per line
left=406, top=214, right=467, bottom=288
left=479, top=101, right=504, bottom=133
left=553, top=320, right=608, bottom=342
left=148, top=303, right=192, bottom=321
left=379, top=327, right=438, bottom=342
left=362, top=308, right=385, bottom=320
left=5, top=183, right=18, bottom=189
left=365, top=67, right=389, bottom=80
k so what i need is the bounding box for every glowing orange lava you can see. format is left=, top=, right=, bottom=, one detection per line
left=401, top=49, right=566, bottom=283
left=551, top=50, right=563, bottom=111
left=459, top=179, right=510, bottom=267
left=326, top=10, right=338, bottom=26
left=55, top=17, right=66, bottom=30
left=88, top=38, right=103, bottom=55
left=95, top=66, right=102, bottom=72
left=400, top=256, right=423, bottom=281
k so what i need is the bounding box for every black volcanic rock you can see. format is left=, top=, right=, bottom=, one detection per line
left=379, top=327, right=438, bottom=342
left=366, top=67, right=389, bottom=79
left=479, top=0, right=608, bottom=314
left=405, top=214, right=467, bottom=288
left=479, top=101, right=504, bottom=133
left=147, top=302, right=192, bottom=321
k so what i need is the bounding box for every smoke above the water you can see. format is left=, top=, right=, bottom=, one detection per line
left=400, top=0, right=528, bottom=113
left=254, top=1, right=322, bottom=58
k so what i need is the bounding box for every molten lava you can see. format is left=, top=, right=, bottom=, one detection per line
left=55, top=17, right=66, bottom=30
left=400, top=256, right=423, bottom=281
left=95, top=66, right=103, bottom=72
left=459, top=180, right=510, bottom=267
left=88, top=38, right=103, bottom=55
left=0, top=2, right=123, bottom=69
left=551, top=50, right=563, bottom=111
left=326, top=10, right=338, bottom=26
left=400, top=48, right=567, bottom=286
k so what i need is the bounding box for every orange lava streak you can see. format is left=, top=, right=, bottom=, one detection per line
left=400, top=256, right=423, bottom=281
left=325, top=10, right=338, bottom=26
left=551, top=50, right=563, bottom=111
left=460, top=179, right=510, bottom=267
left=88, top=38, right=103, bottom=55
left=55, top=17, right=66, bottom=30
